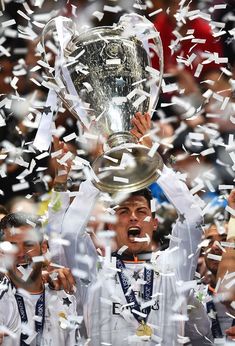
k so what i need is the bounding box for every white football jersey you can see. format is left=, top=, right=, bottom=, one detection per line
left=48, top=165, right=208, bottom=345
left=0, top=277, right=78, bottom=346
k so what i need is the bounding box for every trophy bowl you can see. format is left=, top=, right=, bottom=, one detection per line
left=41, top=14, right=164, bottom=193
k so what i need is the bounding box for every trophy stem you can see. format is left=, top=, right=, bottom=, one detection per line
left=107, top=132, right=137, bottom=148
left=92, top=143, right=163, bottom=194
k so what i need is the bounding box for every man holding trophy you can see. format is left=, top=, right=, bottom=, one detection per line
left=40, top=12, right=208, bottom=346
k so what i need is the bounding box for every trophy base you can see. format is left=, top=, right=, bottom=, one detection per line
left=92, top=143, right=163, bottom=193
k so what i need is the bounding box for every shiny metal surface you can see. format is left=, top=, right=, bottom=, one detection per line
left=65, top=26, right=151, bottom=138
left=41, top=14, right=164, bottom=192
left=92, top=143, right=163, bottom=193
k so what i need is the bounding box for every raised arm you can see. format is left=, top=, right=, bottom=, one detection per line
left=60, top=177, right=100, bottom=306
left=131, top=112, right=203, bottom=282
left=47, top=136, right=72, bottom=266
left=48, top=178, right=100, bottom=278
left=157, top=165, right=203, bottom=282
left=47, top=137, right=100, bottom=300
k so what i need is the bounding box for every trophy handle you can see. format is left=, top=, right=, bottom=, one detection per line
left=118, top=13, right=164, bottom=117
left=41, top=16, right=75, bottom=79
left=150, top=25, right=164, bottom=115
left=40, top=16, right=90, bottom=130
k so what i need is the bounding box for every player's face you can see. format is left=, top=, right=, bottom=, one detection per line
left=110, top=196, right=158, bottom=255
left=3, top=225, right=45, bottom=277
left=204, top=233, right=227, bottom=275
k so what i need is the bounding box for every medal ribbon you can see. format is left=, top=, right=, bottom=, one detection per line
left=206, top=299, right=223, bottom=338
left=35, top=291, right=45, bottom=346
left=116, top=257, right=153, bottom=324
left=15, top=294, right=28, bottom=346
left=15, top=290, right=45, bottom=346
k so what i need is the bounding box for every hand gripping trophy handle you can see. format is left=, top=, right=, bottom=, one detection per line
left=41, top=13, right=164, bottom=193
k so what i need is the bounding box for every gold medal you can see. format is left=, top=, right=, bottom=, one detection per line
left=136, top=321, right=153, bottom=337
left=58, top=311, right=68, bottom=330
left=58, top=312, right=66, bottom=319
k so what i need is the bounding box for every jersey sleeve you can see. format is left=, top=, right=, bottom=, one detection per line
left=0, top=278, right=21, bottom=346
left=47, top=190, right=71, bottom=266
left=61, top=179, right=100, bottom=303
left=157, top=165, right=203, bottom=282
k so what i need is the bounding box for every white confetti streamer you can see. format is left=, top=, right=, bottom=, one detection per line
left=63, top=132, right=77, bottom=142
left=1, top=19, right=16, bottom=27
left=194, top=64, right=203, bottom=78
left=162, top=83, right=178, bottom=93
left=36, top=151, right=49, bottom=160
left=17, top=10, right=30, bottom=21
left=148, top=8, right=162, bottom=17
left=200, top=148, right=215, bottom=156
left=148, top=142, right=160, bottom=158
left=12, top=181, right=30, bottom=192
left=218, top=185, right=234, bottom=190
left=207, top=254, right=221, bottom=261
left=106, top=59, right=121, bottom=65
left=103, top=5, right=122, bottom=13
left=92, top=11, right=104, bottom=21
left=132, top=95, right=147, bottom=108
left=113, top=176, right=129, bottom=183
left=225, top=206, right=235, bottom=217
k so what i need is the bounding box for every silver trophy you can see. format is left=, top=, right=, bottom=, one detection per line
left=41, top=14, right=164, bottom=193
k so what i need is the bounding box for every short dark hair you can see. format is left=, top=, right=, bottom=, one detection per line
left=0, top=213, right=43, bottom=242
left=130, top=188, right=153, bottom=209
left=130, top=188, right=156, bottom=218
left=0, top=205, right=8, bottom=217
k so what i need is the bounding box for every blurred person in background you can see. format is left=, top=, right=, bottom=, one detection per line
left=0, top=212, right=78, bottom=346
left=0, top=205, right=8, bottom=221
left=194, top=195, right=235, bottom=341
left=214, top=189, right=235, bottom=341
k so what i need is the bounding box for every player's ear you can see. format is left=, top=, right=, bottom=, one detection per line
left=153, top=217, right=158, bottom=232
left=41, top=240, right=48, bottom=255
